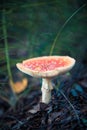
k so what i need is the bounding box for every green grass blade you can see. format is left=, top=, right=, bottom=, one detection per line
left=49, top=3, right=86, bottom=55
left=2, top=9, right=12, bottom=79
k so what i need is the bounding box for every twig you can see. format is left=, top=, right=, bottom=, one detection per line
left=59, top=90, right=80, bottom=124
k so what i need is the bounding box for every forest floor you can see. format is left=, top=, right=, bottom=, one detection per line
left=0, top=64, right=87, bottom=130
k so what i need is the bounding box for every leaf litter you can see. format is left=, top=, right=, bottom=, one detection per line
left=0, top=66, right=87, bottom=130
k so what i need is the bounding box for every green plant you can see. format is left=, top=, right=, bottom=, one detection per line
left=1, top=9, right=17, bottom=106
left=49, top=3, right=86, bottom=55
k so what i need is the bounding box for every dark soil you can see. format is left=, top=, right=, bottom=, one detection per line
left=0, top=65, right=87, bottom=130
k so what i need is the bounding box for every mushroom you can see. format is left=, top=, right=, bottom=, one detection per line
left=16, top=56, right=75, bottom=104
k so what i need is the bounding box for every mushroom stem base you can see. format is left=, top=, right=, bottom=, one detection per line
left=41, top=78, right=53, bottom=104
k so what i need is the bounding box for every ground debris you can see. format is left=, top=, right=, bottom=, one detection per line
left=0, top=70, right=87, bottom=130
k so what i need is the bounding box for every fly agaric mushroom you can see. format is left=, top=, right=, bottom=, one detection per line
left=16, top=56, right=75, bottom=104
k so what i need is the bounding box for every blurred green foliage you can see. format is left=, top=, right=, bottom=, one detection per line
left=0, top=0, right=87, bottom=84
left=0, top=0, right=87, bottom=65
left=0, top=0, right=87, bottom=106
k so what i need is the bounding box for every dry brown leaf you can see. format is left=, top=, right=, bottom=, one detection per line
left=9, top=78, right=28, bottom=93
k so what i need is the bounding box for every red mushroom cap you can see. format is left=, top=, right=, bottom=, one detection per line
left=16, top=56, right=75, bottom=78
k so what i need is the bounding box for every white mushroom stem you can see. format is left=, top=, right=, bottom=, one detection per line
left=41, top=78, right=53, bottom=104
